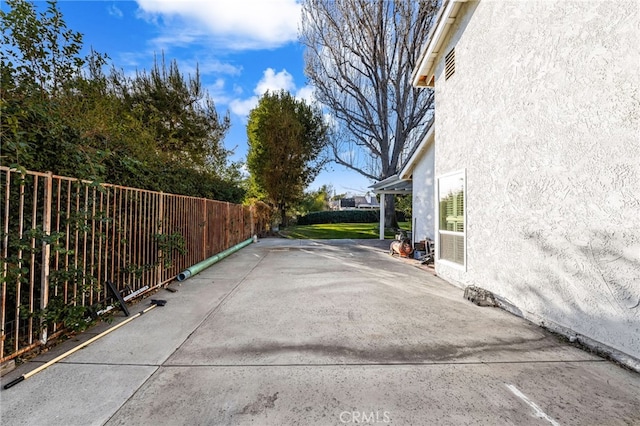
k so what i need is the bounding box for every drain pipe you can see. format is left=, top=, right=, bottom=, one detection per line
left=177, top=237, right=255, bottom=282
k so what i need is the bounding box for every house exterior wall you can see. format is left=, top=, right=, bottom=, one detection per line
left=411, top=144, right=436, bottom=243
left=431, top=0, right=640, bottom=360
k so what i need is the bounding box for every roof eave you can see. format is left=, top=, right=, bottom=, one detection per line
left=399, top=122, right=435, bottom=180
left=369, top=174, right=413, bottom=194
left=412, top=0, right=470, bottom=88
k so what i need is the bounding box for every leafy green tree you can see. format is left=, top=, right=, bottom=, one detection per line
left=1, top=0, right=87, bottom=96
left=247, top=90, right=328, bottom=225
left=1, top=0, right=108, bottom=176
left=395, top=194, right=412, bottom=219
left=124, top=56, right=231, bottom=169
left=1, top=0, right=244, bottom=202
left=94, top=58, right=239, bottom=199
left=295, top=184, right=332, bottom=216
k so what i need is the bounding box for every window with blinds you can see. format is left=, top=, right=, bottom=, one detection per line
left=437, top=170, right=466, bottom=266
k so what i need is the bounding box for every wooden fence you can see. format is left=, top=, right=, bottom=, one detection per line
left=0, top=166, right=263, bottom=363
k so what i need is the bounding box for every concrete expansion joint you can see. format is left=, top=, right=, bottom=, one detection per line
left=55, top=361, right=162, bottom=367
left=151, top=359, right=608, bottom=369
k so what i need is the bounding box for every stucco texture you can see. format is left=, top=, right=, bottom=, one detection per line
left=411, top=143, right=436, bottom=242
left=431, top=1, right=640, bottom=359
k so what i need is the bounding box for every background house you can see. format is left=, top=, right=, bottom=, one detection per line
left=409, top=0, right=639, bottom=365
left=330, top=194, right=380, bottom=211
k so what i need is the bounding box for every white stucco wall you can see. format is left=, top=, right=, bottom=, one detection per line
left=411, top=144, right=436, bottom=243
left=431, top=0, right=640, bottom=360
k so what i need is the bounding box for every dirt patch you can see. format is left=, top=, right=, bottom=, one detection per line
left=240, top=392, right=279, bottom=415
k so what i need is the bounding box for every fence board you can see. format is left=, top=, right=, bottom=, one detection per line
left=0, top=166, right=255, bottom=362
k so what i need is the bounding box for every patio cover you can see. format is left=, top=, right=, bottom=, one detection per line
left=370, top=174, right=412, bottom=240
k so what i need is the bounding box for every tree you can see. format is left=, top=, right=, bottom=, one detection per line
left=0, top=0, right=88, bottom=97
left=124, top=56, right=231, bottom=169
left=1, top=0, right=108, bottom=175
left=100, top=57, right=237, bottom=198
left=1, top=0, right=243, bottom=202
left=296, top=184, right=333, bottom=216
left=395, top=194, right=412, bottom=219
left=300, top=0, right=438, bottom=228
left=247, top=90, right=328, bottom=226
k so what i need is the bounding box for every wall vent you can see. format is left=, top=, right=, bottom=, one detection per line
left=445, top=48, right=455, bottom=80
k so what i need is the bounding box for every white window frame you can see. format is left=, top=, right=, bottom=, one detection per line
left=436, top=169, right=467, bottom=270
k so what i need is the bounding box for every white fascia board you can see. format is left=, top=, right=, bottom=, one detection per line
left=369, top=174, right=412, bottom=194
left=399, top=123, right=435, bottom=180
left=411, top=0, right=468, bottom=87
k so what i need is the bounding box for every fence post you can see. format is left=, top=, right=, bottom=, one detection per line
left=226, top=202, right=231, bottom=248
left=250, top=205, right=255, bottom=238
left=157, top=192, right=164, bottom=285
left=202, top=199, right=208, bottom=258
left=40, top=172, right=53, bottom=344
left=1, top=169, right=11, bottom=358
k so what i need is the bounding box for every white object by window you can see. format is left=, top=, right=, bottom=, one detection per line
left=437, top=170, right=466, bottom=267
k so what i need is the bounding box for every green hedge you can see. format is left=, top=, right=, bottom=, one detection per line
left=297, top=210, right=405, bottom=225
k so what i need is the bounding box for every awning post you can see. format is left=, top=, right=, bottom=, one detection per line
left=379, top=193, right=385, bottom=240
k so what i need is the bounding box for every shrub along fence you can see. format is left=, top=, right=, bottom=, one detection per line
left=297, top=209, right=406, bottom=225
left=0, top=166, right=264, bottom=363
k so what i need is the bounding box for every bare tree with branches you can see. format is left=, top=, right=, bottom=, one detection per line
left=300, top=0, right=438, bottom=228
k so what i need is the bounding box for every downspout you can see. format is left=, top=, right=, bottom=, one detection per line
left=176, top=237, right=254, bottom=282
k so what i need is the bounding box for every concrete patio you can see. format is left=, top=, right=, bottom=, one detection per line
left=1, top=238, right=639, bottom=425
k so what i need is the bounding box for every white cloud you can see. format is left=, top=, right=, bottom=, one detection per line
left=323, top=112, right=338, bottom=130
left=109, top=50, right=240, bottom=91
left=254, top=68, right=295, bottom=95
left=229, top=96, right=259, bottom=117
left=208, top=78, right=232, bottom=105
left=295, top=85, right=316, bottom=105
left=200, top=60, right=242, bottom=76
left=233, top=84, right=244, bottom=95
left=178, top=59, right=242, bottom=78
left=135, top=0, right=301, bottom=50
left=149, top=31, right=201, bottom=51
left=210, top=78, right=226, bottom=92
left=108, top=4, right=124, bottom=18
left=229, top=68, right=300, bottom=117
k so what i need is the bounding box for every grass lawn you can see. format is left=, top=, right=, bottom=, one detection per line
left=279, top=222, right=411, bottom=239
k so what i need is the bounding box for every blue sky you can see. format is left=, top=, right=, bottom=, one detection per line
left=29, top=0, right=374, bottom=196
